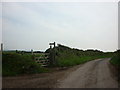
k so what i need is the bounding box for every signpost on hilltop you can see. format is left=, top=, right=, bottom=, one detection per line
left=49, top=42, right=55, bottom=49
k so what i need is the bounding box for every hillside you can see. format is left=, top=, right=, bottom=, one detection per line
left=46, top=44, right=113, bottom=67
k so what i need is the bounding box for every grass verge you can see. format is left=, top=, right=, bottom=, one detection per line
left=2, top=53, right=49, bottom=76
left=109, top=50, right=120, bottom=87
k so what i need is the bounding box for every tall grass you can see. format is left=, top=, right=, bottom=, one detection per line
left=110, top=50, right=120, bottom=66
left=2, top=52, right=49, bottom=76
left=55, top=53, right=112, bottom=67
left=109, top=50, right=120, bottom=86
left=3, top=44, right=113, bottom=76
left=50, top=44, right=113, bottom=67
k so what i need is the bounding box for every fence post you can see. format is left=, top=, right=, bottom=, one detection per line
left=49, top=48, right=53, bottom=65
left=31, top=49, right=33, bottom=55
left=1, top=43, right=3, bottom=52
left=49, top=42, right=56, bottom=66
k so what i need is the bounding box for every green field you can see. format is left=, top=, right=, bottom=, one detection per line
left=3, top=45, right=113, bottom=76
left=2, top=52, right=49, bottom=76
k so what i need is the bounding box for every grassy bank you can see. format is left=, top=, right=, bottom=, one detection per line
left=2, top=52, right=49, bottom=76
left=47, top=44, right=113, bottom=67
left=109, top=50, right=120, bottom=86
left=56, top=55, right=112, bottom=67
left=110, top=50, right=120, bottom=66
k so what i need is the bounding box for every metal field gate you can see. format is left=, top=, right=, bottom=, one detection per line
left=34, top=53, right=50, bottom=67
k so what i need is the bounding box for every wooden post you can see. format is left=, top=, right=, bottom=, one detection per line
left=53, top=42, right=55, bottom=48
left=31, top=49, right=33, bottom=55
left=1, top=43, right=3, bottom=52
left=50, top=45, right=52, bottom=49
left=49, top=42, right=56, bottom=66
left=53, top=42, right=56, bottom=65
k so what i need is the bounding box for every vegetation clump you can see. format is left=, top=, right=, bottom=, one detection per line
left=46, top=44, right=113, bottom=67
left=2, top=52, right=49, bottom=76
left=110, top=50, right=120, bottom=66
left=110, top=50, right=120, bottom=85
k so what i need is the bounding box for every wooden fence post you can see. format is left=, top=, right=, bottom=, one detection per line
left=31, top=49, right=33, bottom=55
left=1, top=43, right=3, bottom=52
left=49, top=42, right=56, bottom=66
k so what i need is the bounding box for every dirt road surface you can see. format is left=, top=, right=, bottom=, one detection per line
left=3, top=58, right=118, bottom=88
left=58, top=58, right=118, bottom=88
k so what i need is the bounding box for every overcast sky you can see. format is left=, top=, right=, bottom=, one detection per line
left=2, top=2, right=118, bottom=52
